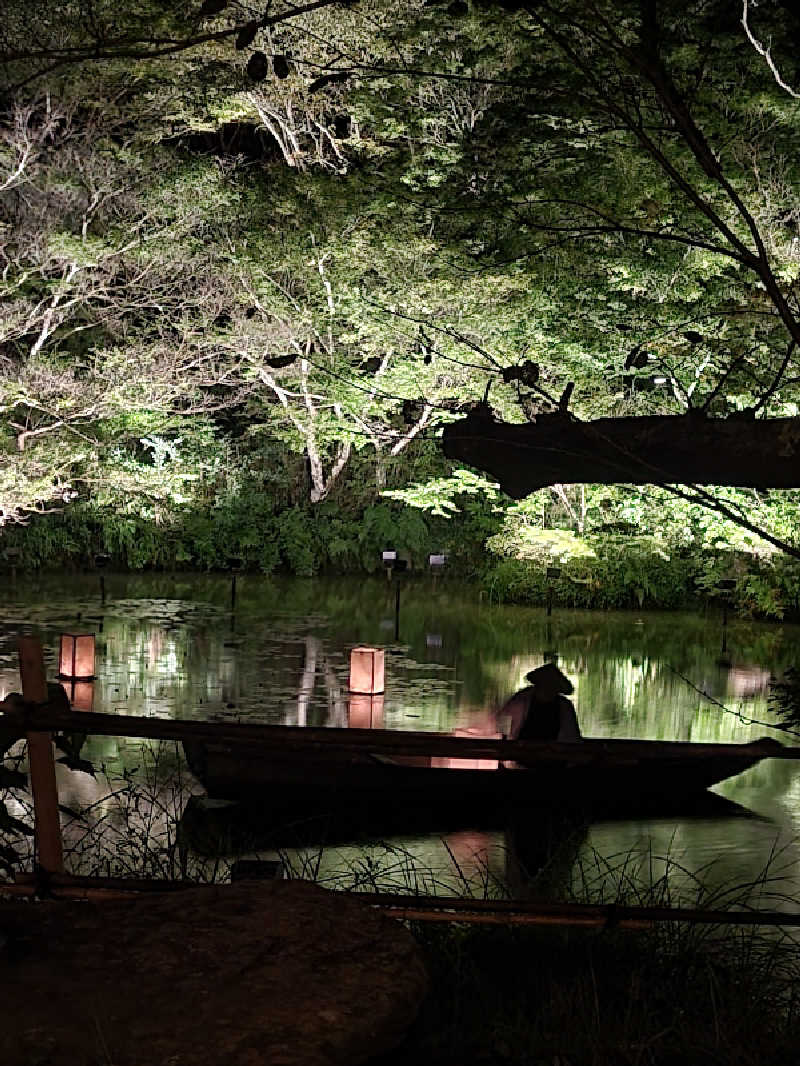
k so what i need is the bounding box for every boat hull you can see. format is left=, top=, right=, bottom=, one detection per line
left=184, top=733, right=779, bottom=816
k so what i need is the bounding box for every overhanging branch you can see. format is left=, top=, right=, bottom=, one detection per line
left=443, top=410, right=800, bottom=493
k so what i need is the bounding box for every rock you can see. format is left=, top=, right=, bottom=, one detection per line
left=0, top=880, right=427, bottom=1066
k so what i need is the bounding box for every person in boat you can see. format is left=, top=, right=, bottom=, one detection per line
left=499, top=663, right=582, bottom=742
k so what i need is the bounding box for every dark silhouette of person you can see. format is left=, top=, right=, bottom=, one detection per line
left=499, top=663, right=582, bottom=742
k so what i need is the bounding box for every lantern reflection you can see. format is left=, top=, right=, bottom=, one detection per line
left=347, top=694, right=384, bottom=730
left=431, top=728, right=501, bottom=771
left=61, top=680, right=95, bottom=712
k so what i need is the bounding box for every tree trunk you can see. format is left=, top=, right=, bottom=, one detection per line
left=442, top=410, right=800, bottom=495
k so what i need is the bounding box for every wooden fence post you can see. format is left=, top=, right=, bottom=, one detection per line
left=18, top=635, right=64, bottom=874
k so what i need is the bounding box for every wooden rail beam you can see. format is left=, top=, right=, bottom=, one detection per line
left=348, top=891, right=800, bottom=929
left=0, top=701, right=793, bottom=763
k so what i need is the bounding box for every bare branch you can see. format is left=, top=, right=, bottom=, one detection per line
left=741, top=0, right=800, bottom=99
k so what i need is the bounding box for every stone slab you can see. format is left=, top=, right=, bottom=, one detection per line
left=0, top=879, right=427, bottom=1066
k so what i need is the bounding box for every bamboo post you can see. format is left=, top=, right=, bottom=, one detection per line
left=18, top=636, right=64, bottom=874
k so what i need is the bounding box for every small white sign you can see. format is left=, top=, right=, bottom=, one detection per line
left=382, top=550, right=397, bottom=562
left=429, top=554, right=446, bottom=568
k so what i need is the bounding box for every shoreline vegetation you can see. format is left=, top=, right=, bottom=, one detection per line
left=1, top=487, right=800, bottom=620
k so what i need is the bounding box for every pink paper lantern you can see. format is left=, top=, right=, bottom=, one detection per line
left=58, top=634, right=96, bottom=680
left=349, top=647, right=385, bottom=695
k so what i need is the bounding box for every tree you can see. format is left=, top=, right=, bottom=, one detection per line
left=0, top=87, right=256, bottom=523
left=415, top=0, right=800, bottom=547
left=2, top=0, right=800, bottom=566
left=0, top=0, right=346, bottom=90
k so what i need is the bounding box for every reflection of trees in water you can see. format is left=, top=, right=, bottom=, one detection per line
left=582, top=816, right=800, bottom=911
left=1, top=575, right=795, bottom=739
left=2, top=574, right=800, bottom=898
left=296, top=636, right=347, bottom=728
left=729, top=665, right=772, bottom=699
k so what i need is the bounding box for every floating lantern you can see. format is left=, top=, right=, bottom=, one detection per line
left=349, top=646, right=385, bottom=694
left=348, top=694, right=385, bottom=729
left=58, top=633, right=96, bottom=680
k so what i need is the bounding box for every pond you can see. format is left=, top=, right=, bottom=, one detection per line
left=1, top=571, right=799, bottom=904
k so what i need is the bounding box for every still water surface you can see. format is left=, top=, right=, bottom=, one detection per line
left=2, top=572, right=799, bottom=901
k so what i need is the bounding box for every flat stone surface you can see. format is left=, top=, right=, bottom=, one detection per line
left=0, top=880, right=427, bottom=1066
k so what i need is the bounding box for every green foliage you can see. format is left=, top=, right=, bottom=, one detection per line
left=483, top=529, right=694, bottom=610
left=273, top=507, right=315, bottom=577
left=382, top=468, right=501, bottom=517
left=3, top=0, right=800, bottom=618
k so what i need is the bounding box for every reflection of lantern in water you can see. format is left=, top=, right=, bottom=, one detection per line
left=729, top=665, right=771, bottom=699
left=58, top=634, right=96, bottom=680
left=62, top=680, right=95, bottom=712
left=349, top=647, right=385, bottom=694
left=348, top=694, right=385, bottom=729
left=431, top=728, right=501, bottom=771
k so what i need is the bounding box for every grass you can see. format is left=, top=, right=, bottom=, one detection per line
left=368, top=916, right=800, bottom=1066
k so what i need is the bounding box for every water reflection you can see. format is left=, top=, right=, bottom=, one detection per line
left=1, top=573, right=799, bottom=899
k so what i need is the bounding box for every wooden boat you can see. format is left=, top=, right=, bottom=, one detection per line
left=182, top=726, right=786, bottom=816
